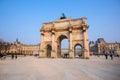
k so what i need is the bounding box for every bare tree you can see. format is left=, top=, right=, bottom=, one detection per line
left=0, top=39, right=11, bottom=54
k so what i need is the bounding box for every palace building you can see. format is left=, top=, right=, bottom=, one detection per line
left=5, top=39, right=40, bottom=55
left=89, top=38, right=120, bottom=55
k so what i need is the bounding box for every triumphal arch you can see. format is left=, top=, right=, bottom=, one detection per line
left=39, top=17, right=89, bottom=58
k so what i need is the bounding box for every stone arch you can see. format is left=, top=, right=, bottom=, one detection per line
left=74, top=43, right=83, bottom=58
left=56, top=32, right=69, bottom=40
left=56, top=35, right=68, bottom=58
left=46, top=44, right=52, bottom=58
left=40, top=17, right=90, bottom=58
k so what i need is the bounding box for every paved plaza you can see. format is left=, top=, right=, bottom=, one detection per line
left=0, top=56, right=120, bottom=80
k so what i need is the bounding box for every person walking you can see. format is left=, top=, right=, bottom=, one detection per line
left=105, top=52, right=108, bottom=60
left=110, top=53, right=113, bottom=60
left=15, top=55, right=17, bottom=59
left=11, top=54, right=14, bottom=59
left=0, top=53, right=3, bottom=60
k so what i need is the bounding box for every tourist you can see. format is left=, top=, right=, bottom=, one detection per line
left=117, top=54, right=119, bottom=58
left=105, top=52, right=108, bottom=59
left=15, top=55, right=17, bottom=59
left=11, top=54, right=14, bottom=59
left=110, top=53, right=113, bottom=60
left=0, top=53, right=3, bottom=60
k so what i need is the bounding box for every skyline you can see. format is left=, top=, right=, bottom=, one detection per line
left=0, top=0, right=120, bottom=46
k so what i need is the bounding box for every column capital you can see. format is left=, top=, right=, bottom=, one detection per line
left=52, top=32, right=55, bottom=35
left=69, top=31, right=72, bottom=33
left=41, top=33, right=44, bottom=36
left=82, top=25, right=88, bottom=32
left=51, top=29, right=55, bottom=35
left=69, top=27, right=72, bottom=33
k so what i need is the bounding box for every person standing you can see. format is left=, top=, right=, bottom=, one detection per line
left=110, top=53, right=113, bottom=60
left=11, top=54, right=14, bottom=59
left=15, top=55, right=17, bottom=59
left=105, top=52, right=108, bottom=59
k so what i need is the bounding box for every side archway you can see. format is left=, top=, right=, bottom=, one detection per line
left=46, top=45, right=52, bottom=58
left=74, top=44, right=83, bottom=58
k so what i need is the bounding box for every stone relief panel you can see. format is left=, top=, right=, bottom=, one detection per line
left=54, top=22, right=70, bottom=29
left=72, top=40, right=84, bottom=48
left=44, top=32, right=52, bottom=41
left=72, top=30, right=83, bottom=40
left=72, top=25, right=81, bottom=28
left=71, top=20, right=82, bottom=26
left=55, top=31, right=69, bottom=40
left=44, top=36, right=52, bottom=41
left=42, top=23, right=53, bottom=30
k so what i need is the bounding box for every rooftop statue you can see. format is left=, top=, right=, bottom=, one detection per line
left=60, top=13, right=66, bottom=19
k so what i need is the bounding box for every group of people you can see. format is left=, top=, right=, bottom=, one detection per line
left=63, top=54, right=69, bottom=58
left=104, top=53, right=114, bottom=60
left=11, top=54, right=18, bottom=59
left=0, top=53, right=6, bottom=60
left=0, top=53, right=18, bottom=60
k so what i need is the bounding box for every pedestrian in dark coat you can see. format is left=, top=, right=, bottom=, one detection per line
left=105, top=52, right=108, bottom=59
left=110, top=53, right=113, bottom=60
left=12, top=54, right=14, bottom=59
left=15, top=55, right=17, bottom=59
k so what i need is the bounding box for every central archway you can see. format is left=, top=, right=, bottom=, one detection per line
left=57, top=35, right=68, bottom=58
left=61, top=39, right=69, bottom=58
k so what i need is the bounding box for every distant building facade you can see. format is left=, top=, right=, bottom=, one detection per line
left=22, top=44, right=39, bottom=55
left=5, top=39, right=40, bottom=55
left=89, top=38, right=120, bottom=55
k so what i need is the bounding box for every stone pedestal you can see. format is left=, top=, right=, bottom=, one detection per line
left=51, top=51, right=57, bottom=58
left=69, top=50, right=74, bottom=58
left=39, top=51, right=46, bottom=58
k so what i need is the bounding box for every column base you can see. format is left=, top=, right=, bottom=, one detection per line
left=69, top=50, right=74, bottom=58
left=83, top=52, right=90, bottom=59
left=39, top=51, right=46, bottom=58
left=51, top=51, right=57, bottom=58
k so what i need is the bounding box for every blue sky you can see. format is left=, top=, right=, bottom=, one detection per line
left=0, top=0, right=120, bottom=47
